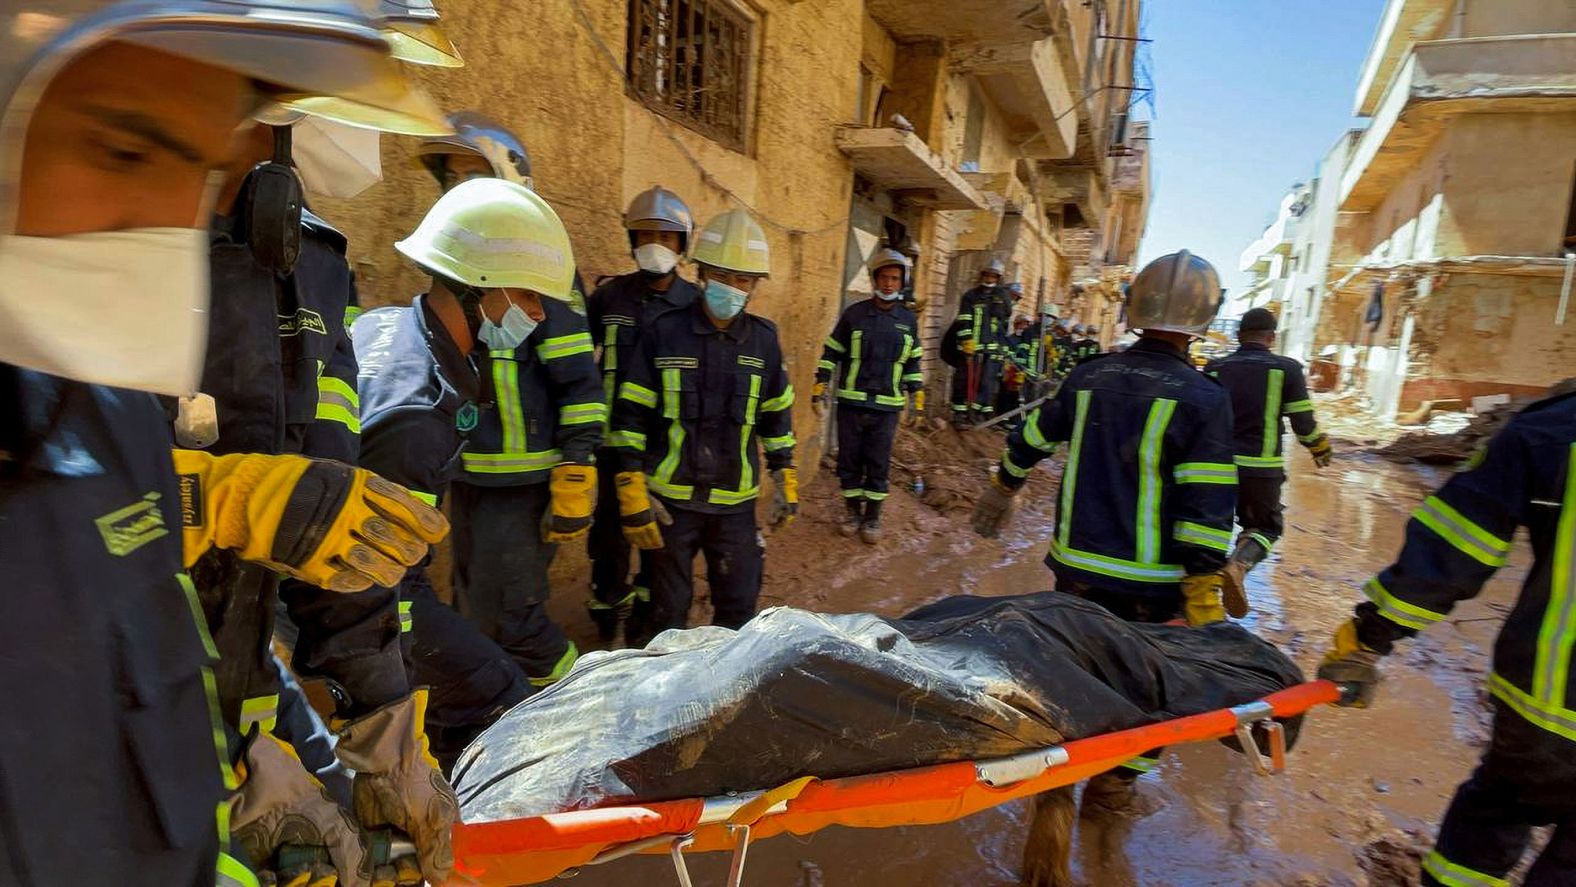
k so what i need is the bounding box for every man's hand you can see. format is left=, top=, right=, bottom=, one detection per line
left=1317, top=618, right=1382, bottom=707
left=1180, top=572, right=1228, bottom=627
left=174, top=450, right=448, bottom=592
left=961, top=338, right=977, bottom=357
left=1307, top=434, right=1333, bottom=469
left=769, top=467, right=799, bottom=529
left=971, top=474, right=1018, bottom=539
left=615, top=471, right=670, bottom=549
left=542, top=463, right=596, bottom=543
left=811, top=381, right=828, bottom=418
left=905, top=389, right=926, bottom=426
left=232, top=733, right=371, bottom=887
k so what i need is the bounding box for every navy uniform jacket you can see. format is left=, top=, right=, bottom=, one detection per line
left=2, top=369, right=233, bottom=885
left=815, top=298, right=924, bottom=412
left=1205, top=343, right=1325, bottom=476
left=955, top=285, right=1013, bottom=356
left=194, top=203, right=404, bottom=737
left=610, top=301, right=795, bottom=514
left=1355, top=392, right=1576, bottom=744
left=460, top=293, right=605, bottom=484
left=998, top=338, right=1239, bottom=602
left=587, top=271, right=701, bottom=418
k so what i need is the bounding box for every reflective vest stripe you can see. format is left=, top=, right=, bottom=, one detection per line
left=1022, top=409, right=1057, bottom=453
left=536, top=332, right=594, bottom=361
left=1261, top=368, right=1284, bottom=459
left=761, top=433, right=795, bottom=452
left=559, top=401, right=608, bottom=427
left=1174, top=462, right=1237, bottom=485
left=1049, top=538, right=1185, bottom=583
left=408, top=489, right=438, bottom=507
left=1362, top=576, right=1447, bottom=631
left=1135, top=398, right=1177, bottom=564
left=1421, top=850, right=1509, bottom=887
left=653, top=368, right=689, bottom=499
left=315, top=375, right=361, bottom=434
left=823, top=336, right=847, bottom=354
left=761, top=387, right=794, bottom=413
left=1534, top=443, right=1576, bottom=709
left=1488, top=671, right=1576, bottom=743
left=621, top=381, right=658, bottom=409
left=1174, top=520, right=1232, bottom=553
left=1058, top=390, right=1093, bottom=548
left=1235, top=454, right=1286, bottom=469
left=398, top=599, right=413, bottom=633
left=240, top=693, right=279, bottom=736
left=492, top=354, right=527, bottom=455
left=1283, top=398, right=1314, bottom=414
left=1415, top=495, right=1512, bottom=568
left=842, top=330, right=864, bottom=397
left=460, top=451, right=563, bottom=472
left=1002, top=447, right=1033, bottom=479
left=610, top=429, right=647, bottom=451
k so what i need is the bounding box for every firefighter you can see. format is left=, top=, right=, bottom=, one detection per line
left=1318, top=390, right=1576, bottom=886
left=417, top=113, right=604, bottom=687
left=994, top=314, right=1037, bottom=421
left=0, top=3, right=450, bottom=885
left=971, top=250, right=1238, bottom=820
left=609, top=209, right=797, bottom=645
left=949, top=259, right=1013, bottom=426
left=1204, top=307, right=1331, bottom=593
left=1070, top=323, right=1102, bottom=365
left=584, top=186, right=701, bottom=640
left=814, top=248, right=924, bottom=542
left=354, top=178, right=583, bottom=769
left=1051, top=317, right=1077, bottom=380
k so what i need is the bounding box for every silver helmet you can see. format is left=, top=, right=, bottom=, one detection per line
left=2, top=0, right=445, bottom=233
left=982, top=258, right=1006, bottom=279
left=867, top=247, right=912, bottom=288
left=624, top=185, right=694, bottom=247
left=417, top=110, right=533, bottom=188
left=1125, top=250, right=1223, bottom=337
left=368, top=0, right=463, bottom=67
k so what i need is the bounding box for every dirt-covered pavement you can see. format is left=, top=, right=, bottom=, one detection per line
left=542, top=413, right=1524, bottom=886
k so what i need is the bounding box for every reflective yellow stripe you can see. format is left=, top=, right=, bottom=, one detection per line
left=761, top=433, right=795, bottom=452
left=1021, top=408, right=1056, bottom=453
left=1174, top=520, right=1232, bottom=553
left=1261, top=368, right=1283, bottom=459
left=709, top=485, right=760, bottom=505
left=1283, top=398, right=1314, bottom=414
left=492, top=354, right=527, bottom=454
left=761, top=386, right=794, bottom=413
left=1362, top=576, right=1448, bottom=631
left=1488, top=671, right=1576, bottom=743
left=315, top=375, right=361, bottom=433
left=559, top=401, right=608, bottom=426
left=528, top=642, right=579, bottom=687
left=1174, top=462, right=1237, bottom=485
left=842, top=329, right=864, bottom=398
left=460, top=449, right=564, bottom=473
left=887, top=334, right=909, bottom=403
left=1049, top=539, right=1185, bottom=583
left=1414, top=495, right=1512, bottom=568
left=610, top=429, right=647, bottom=451
left=342, top=305, right=362, bottom=332
left=620, top=381, right=658, bottom=408
left=1422, top=849, right=1509, bottom=887
left=1120, top=755, right=1160, bottom=773
left=177, top=573, right=219, bottom=660
left=1058, top=390, right=1092, bottom=547
left=536, top=332, right=594, bottom=361
left=1002, top=448, right=1032, bottom=479
left=240, top=693, right=279, bottom=735
left=661, top=368, right=683, bottom=420
left=823, top=336, right=846, bottom=354
left=1298, top=427, right=1326, bottom=444
left=653, top=369, right=689, bottom=499
left=408, top=490, right=438, bottom=507
left=1136, top=398, right=1177, bottom=564
left=1533, top=443, right=1576, bottom=709
left=817, top=359, right=837, bottom=373
left=1235, top=454, right=1286, bottom=469
left=217, top=850, right=259, bottom=887
left=732, top=375, right=761, bottom=500
left=398, top=599, right=413, bottom=633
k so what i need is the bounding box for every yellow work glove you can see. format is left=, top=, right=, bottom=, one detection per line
left=174, top=450, right=448, bottom=592
left=961, top=338, right=977, bottom=357
left=1180, top=572, right=1227, bottom=627
left=332, top=691, right=458, bottom=887
left=769, top=467, right=799, bottom=529
left=1307, top=433, right=1333, bottom=469
left=542, top=463, right=597, bottom=543
left=811, top=381, right=827, bottom=418
left=231, top=732, right=370, bottom=887
left=616, top=471, right=670, bottom=549
left=971, top=473, right=1018, bottom=539
left=1317, top=618, right=1383, bottom=707
left=905, top=389, right=926, bottom=426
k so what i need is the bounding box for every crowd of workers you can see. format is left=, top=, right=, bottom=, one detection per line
left=2, top=2, right=1573, bottom=886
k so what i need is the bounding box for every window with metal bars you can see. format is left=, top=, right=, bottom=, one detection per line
left=627, top=0, right=753, bottom=152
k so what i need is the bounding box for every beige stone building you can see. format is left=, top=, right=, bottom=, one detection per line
left=1295, top=0, right=1576, bottom=418
left=318, top=0, right=1150, bottom=455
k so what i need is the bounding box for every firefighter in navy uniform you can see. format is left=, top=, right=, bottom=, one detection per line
left=949, top=259, right=1013, bottom=426
left=1320, top=390, right=1576, bottom=886
left=354, top=179, right=584, bottom=768
left=0, top=4, right=452, bottom=886
left=584, top=186, right=701, bottom=640
left=972, top=251, right=1240, bottom=830
left=416, top=112, right=605, bottom=687
left=1205, top=307, right=1331, bottom=592
left=610, top=209, right=798, bottom=646
left=814, top=248, right=924, bottom=543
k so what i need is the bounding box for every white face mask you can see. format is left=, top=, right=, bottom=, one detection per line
left=292, top=116, right=382, bottom=199
left=876, top=287, right=903, bottom=302
left=0, top=228, right=210, bottom=396
left=477, top=301, right=539, bottom=351
left=634, top=242, right=679, bottom=276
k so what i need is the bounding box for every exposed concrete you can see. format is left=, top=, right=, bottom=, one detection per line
left=949, top=38, right=1077, bottom=159
left=835, top=127, right=989, bottom=210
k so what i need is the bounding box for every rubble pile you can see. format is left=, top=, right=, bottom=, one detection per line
left=1377, top=378, right=1576, bottom=465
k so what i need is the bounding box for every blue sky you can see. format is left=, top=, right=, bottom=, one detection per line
left=1135, top=1, right=1388, bottom=295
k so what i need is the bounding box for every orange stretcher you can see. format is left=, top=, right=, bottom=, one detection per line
left=448, top=680, right=1342, bottom=886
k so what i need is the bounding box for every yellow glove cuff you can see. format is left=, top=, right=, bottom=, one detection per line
left=913, top=390, right=926, bottom=412
left=779, top=466, right=799, bottom=504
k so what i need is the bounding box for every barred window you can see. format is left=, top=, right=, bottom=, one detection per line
left=627, top=0, right=752, bottom=151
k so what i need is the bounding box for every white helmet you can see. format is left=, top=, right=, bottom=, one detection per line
left=396, top=178, right=576, bottom=302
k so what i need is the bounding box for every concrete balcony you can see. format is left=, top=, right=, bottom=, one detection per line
left=835, top=127, right=990, bottom=211
left=950, top=38, right=1078, bottom=159
left=1340, top=34, right=1576, bottom=212
left=865, top=0, right=1056, bottom=47
left=1039, top=165, right=1107, bottom=229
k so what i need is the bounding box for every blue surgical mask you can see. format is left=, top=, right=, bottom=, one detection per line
left=478, top=302, right=539, bottom=350
left=704, top=279, right=749, bottom=320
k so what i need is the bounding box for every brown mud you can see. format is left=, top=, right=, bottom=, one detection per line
left=539, top=415, right=1527, bottom=886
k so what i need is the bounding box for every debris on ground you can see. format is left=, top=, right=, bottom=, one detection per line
left=888, top=420, right=1044, bottom=512
left=1357, top=831, right=1429, bottom=886
left=1377, top=378, right=1576, bottom=465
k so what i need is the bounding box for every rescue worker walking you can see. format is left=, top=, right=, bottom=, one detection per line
left=1319, top=389, right=1576, bottom=886
left=418, top=113, right=605, bottom=687
left=814, top=248, right=924, bottom=543
left=354, top=178, right=582, bottom=769
left=1069, top=323, right=1102, bottom=365
left=610, top=209, right=798, bottom=646
left=970, top=251, right=1239, bottom=829
left=950, top=260, right=1013, bottom=426
left=1205, top=307, right=1331, bottom=590
left=584, top=186, right=701, bottom=640
left=0, top=4, right=449, bottom=885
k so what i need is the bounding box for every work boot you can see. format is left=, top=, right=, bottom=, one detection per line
left=839, top=498, right=864, bottom=537
left=859, top=499, right=884, bottom=545
left=1079, top=772, right=1162, bottom=823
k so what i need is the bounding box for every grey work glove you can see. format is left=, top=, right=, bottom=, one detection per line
left=333, top=690, right=459, bottom=886
left=232, top=732, right=371, bottom=887
left=971, top=474, right=1019, bottom=539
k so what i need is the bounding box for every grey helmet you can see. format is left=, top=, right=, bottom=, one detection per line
left=982, top=258, right=1006, bottom=280
left=1072, top=323, right=1087, bottom=336
left=867, top=247, right=912, bottom=288
left=1125, top=250, right=1223, bottom=337
left=2, top=0, right=443, bottom=233
left=624, top=185, right=694, bottom=251
left=369, top=0, right=463, bottom=67
left=1087, top=323, right=1101, bottom=336
left=417, top=110, right=533, bottom=189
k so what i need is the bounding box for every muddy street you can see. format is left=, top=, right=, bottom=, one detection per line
left=540, top=419, right=1524, bottom=887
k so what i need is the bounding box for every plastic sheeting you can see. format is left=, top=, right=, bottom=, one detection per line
left=453, top=593, right=1304, bottom=822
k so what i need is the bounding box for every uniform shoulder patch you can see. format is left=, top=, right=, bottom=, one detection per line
left=738, top=355, right=765, bottom=369
left=97, top=491, right=170, bottom=557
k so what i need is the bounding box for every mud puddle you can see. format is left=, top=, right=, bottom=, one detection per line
left=541, top=428, right=1526, bottom=886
